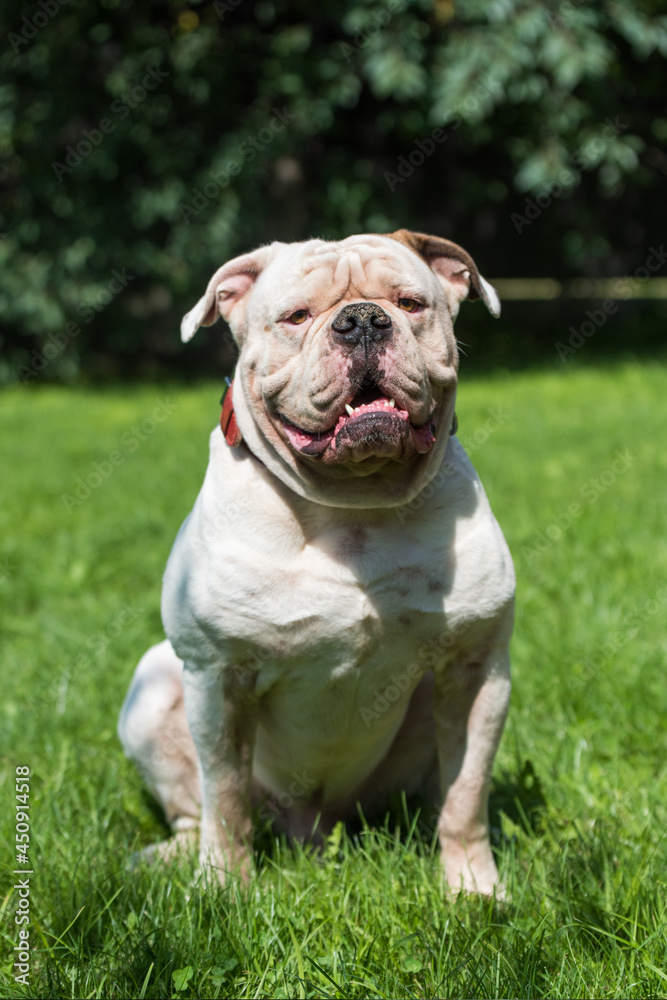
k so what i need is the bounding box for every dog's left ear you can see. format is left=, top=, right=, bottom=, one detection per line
left=385, top=229, right=501, bottom=319
left=181, top=243, right=284, bottom=343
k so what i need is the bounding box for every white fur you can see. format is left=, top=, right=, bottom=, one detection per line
left=119, top=234, right=515, bottom=896
left=479, top=274, right=502, bottom=318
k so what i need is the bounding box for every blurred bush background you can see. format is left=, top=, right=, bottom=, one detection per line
left=2, top=0, right=667, bottom=382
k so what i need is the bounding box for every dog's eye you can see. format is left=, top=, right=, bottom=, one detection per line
left=398, top=298, right=420, bottom=312
left=288, top=310, right=309, bottom=324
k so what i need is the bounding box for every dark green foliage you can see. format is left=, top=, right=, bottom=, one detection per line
left=1, top=1, right=667, bottom=379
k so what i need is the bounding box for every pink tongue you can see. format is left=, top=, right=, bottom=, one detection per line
left=283, top=423, right=324, bottom=449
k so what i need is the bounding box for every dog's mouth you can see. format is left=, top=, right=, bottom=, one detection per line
left=277, top=383, right=438, bottom=461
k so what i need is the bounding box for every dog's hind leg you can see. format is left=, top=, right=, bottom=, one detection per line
left=118, top=640, right=201, bottom=835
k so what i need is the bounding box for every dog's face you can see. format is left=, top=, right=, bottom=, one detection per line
left=182, top=231, right=500, bottom=508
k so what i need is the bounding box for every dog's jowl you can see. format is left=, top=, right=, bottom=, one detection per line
left=118, top=230, right=515, bottom=895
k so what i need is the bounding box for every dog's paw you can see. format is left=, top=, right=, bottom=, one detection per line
left=446, top=875, right=509, bottom=902
left=128, top=826, right=199, bottom=871
left=196, top=841, right=253, bottom=888
left=441, top=837, right=507, bottom=900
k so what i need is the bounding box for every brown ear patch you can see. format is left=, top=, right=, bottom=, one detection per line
left=384, top=229, right=482, bottom=301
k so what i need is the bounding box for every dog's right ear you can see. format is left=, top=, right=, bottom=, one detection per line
left=181, top=243, right=283, bottom=343
left=385, top=229, right=501, bottom=319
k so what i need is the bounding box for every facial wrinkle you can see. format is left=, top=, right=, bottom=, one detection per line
left=347, top=249, right=408, bottom=303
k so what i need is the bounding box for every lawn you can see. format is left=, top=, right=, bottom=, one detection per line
left=1, top=359, right=666, bottom=999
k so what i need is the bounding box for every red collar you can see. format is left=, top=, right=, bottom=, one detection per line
left=221, top=377, right=458, bottom=449
left=220, top=378, right=243, bottom=447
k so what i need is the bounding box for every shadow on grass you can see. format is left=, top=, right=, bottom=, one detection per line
left=489, top=759, right=548, bottom=842
left=251, top=758, right=549, bottom=873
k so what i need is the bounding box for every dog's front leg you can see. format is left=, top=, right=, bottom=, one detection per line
left=182, top=663, right=258, bottom=884
left=434, top=642, right=511, bottom=896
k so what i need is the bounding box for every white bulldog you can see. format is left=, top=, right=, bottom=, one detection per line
left=118, top=230, right=515, bottom=895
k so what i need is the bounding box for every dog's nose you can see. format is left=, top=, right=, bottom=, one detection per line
left=331, top=302, right=392, bottom=349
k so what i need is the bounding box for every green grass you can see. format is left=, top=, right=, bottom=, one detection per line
left=1, top=360, right=667, bottom=999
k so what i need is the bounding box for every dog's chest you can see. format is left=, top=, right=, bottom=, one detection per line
left=206, top=515, right=467, bottom=689
left=164, top=442, right=513, bottom=692
left=162, top=447, right=514, bottom=798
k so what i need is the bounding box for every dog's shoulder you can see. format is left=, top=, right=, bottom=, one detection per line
left=415, top=437, right=516, bottom=621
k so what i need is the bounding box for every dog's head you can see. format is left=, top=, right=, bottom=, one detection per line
left=182, top=231, right=500, bottom=508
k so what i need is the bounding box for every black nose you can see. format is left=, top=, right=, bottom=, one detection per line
left=331, top=302, right=392, bottom=349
